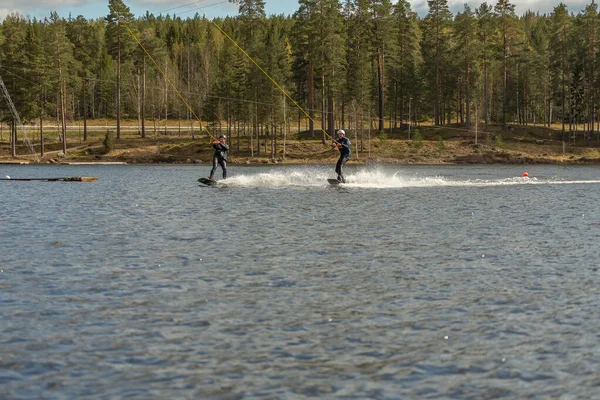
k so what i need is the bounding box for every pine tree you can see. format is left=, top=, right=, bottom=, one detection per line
left=230, top=0, right=267, bottom=153
left=316, top=0, right=344, bottom=139
left=261, top=16, right=293, bottom=157
left=67, top=15, right=101, bottom=141
left=0, top=15, right=29, bottom=125
left=263, top=16, right=292, bottom=119
left=521, top=12, right=550, bottom=127
left=131, top=23, right=166, bottom=138
left=230, top=0, right=266, bottom=20
left=48, top=12, right=77, bottom=155
left=476, top=2, right=495, bottom=130
left=106, top=0, right=135, bottom=139
left=422, top=0, right=453, bottom=126
left=292, top=0, right=319, bottom=136
left=390, top=0, right=421, bottom=129
left=370, top=0, right=395, bottom=131
left=454, top=5, right=478, bottom=130
left=0, top=15, right=29, bottom=157
left=494, top=0, right=518, bottom=131
left=344, top=0, right=372, bottom=143
left=577, top=2, right=599, bottom=140
left=549, top=4, right=572, bottom=139
left=23, top=19, right=49, bottom=156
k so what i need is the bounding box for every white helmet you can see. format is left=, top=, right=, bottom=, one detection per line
left=337, top=129, right=345, bottom=135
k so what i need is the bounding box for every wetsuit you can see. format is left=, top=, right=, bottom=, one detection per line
left=209, top=142, right=229, bottom=180
left=334, top=136, right=351, bottom=183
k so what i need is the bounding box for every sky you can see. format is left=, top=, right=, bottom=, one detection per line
left=0, top=0, right=595, bottom=22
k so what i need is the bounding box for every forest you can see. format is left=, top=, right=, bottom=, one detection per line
left=0, top=0, right=599, bottom=160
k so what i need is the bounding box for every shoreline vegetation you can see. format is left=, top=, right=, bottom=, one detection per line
left=1, top=120, right=600, bottom=166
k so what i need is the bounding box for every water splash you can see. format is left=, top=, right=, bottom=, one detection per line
left=220, top=167, right=330, bottom=187
left=215, top=167, right=600, bottom=189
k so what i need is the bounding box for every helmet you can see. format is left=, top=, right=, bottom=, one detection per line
left=219, top=135, right=227, bottom=139
left=337, top=129, right=345, bottom=135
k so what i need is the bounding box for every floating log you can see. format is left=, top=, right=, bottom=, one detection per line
left=0, top=176, right=98, bottom=182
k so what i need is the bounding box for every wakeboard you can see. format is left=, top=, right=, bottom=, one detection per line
left=327, top=178, right=342, bottom=185
left=198, top=177, right=218, bottom=186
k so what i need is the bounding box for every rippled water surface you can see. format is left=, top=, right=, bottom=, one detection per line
left=2, top=164, right=600, bottom=399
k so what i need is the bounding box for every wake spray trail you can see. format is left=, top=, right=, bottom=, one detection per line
left=213, top=167, right=600, bottom=189
left=216, top=167, right=333, bottom=188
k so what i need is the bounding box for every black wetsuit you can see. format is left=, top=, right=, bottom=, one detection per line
left=209, top=142, right=229, bottom=179
left=334, top=136, right=351, bottom=183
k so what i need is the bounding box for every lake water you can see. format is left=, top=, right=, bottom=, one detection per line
left=1, top=163, right=600, bottom=399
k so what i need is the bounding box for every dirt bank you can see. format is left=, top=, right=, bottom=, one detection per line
left=2, top=124, right=600, bottom=166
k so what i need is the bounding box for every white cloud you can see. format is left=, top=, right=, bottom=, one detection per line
left=511, top=0, right=592, bottom=14
left=413, top=0, right=594, bottom=16
left=0, top=0, right=239, bottom=21
left=2, top=0, right=85, bottom=8
left=0, top=8, right=19, bottom=18
left=0, top=0, right=93, bottom=21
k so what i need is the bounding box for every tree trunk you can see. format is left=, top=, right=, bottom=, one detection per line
left=484, top=55, right=489, bottom=130
left=58, top=50, right=67, bottom=155
left=141, top=58, right=146, bottom=138
left=271, top=124, right=276, bottom=160
left=561, top=69, right=565, bottom=141
left=308, top=60, right=314, bottom=137
left=377, top=48, right=385, bottom=131
left=502, top=33, right=508, bottom=131
left=328, top=93, right=335, bottom=138
left=549, top=100, right=553, bottom=131
left=61, top=78, right=67, bottom=155
left=11, top=121, right=16, bottom=157
left=466, top=62, right=471, bottom=130
left=264, top=123, right=268, bottom=155
left=435, top=25, right=440, bottom=126
left=40, top=115, right=44, bottom=158
left=117, top=21, right=121, bottom=139
left=458, top=79, right=462, bottom=124
left=544, top=86, right=548, bottom=127
left=83, top=76, right=88, bottom=142
left=255, top=91, right=260, bottom=155
left=283, top=94, right=287, bottom=160
left=516, top=63, right=520, bottom=125
left=321, top=68, right=326, bottom=144
left=164, top=61, right=168, bottom=135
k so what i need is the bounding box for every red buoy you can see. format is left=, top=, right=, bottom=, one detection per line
left=523, top=172, right=529, bottom=177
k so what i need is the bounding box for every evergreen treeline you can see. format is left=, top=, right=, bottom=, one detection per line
left=1, top=0, right=599, bottom=150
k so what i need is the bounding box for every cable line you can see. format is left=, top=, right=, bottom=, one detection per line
left=192, top=2, right=337, bottom=145
left=118, top=15, right=217, bottom=142
left=0, top=75, right=39, bottom=161
left=158, top=0, right=228, bottom=17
